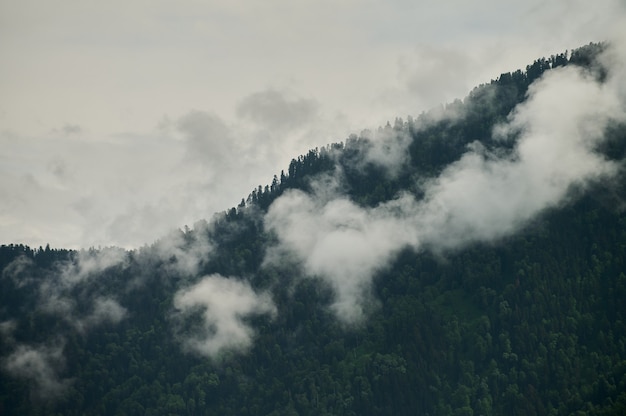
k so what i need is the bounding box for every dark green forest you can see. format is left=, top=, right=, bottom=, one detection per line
left=1, top=43, right=626, bottom=415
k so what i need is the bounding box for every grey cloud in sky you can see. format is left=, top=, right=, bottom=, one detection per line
left=177, top=110, right=236, bottom=168
left=55, top=124, right=82, bottom=136
left=237, top=89, right=319, bottom=132
left=397, top=44, right=477, bottom=110
left=0, top=108, right=315, bottom=249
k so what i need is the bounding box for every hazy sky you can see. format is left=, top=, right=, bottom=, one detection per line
left=1, top=0, right=624, bottom=249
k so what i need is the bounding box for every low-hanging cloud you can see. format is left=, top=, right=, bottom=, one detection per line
left=351, top=124, right=414, bottom=178
left=416, top=67, right=621, bottom=249
left=3, top=341, right=72, bottom=400
left=36, top=248, right=129, bottom=331
left=172, top=274, right=276, bottom=358
left=141, top=220, right=214, bottom=278
left=265, top=189, right=418, bottom=323
left=77, top=297, right=127, bottom=330
left=47, top=222, right=215, bottom=329
left=0, top=248, right=132, bottom=400
left=0, top=222, right=218, bottom=394
left=265, top=43, right=626, bottom=324
left=61, top=247, right=128, bottom=285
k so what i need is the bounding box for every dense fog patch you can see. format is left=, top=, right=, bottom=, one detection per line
left=172, top=274, right=276, bottom=358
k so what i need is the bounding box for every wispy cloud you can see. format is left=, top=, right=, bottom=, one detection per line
left=143, top=220, right=214, bottom=277
left=0, top=222, right=219, bottom=393
left=237, top=89, right=319, bottom=133
left=3, top=341, right=72, bottom=400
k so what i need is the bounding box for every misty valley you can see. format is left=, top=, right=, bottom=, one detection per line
left=1, top=42, right=626, bottom=415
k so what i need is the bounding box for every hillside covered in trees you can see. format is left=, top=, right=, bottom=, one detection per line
left=1, top=42, right=626, bottom=415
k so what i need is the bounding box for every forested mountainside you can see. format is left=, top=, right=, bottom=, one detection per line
left=2, top=42, right=626, bottom=415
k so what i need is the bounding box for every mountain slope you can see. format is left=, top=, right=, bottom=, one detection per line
left=1, top=42, right=626, bottom=415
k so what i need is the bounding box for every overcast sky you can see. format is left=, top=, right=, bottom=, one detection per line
left=1, top=0, right=624, bottom=249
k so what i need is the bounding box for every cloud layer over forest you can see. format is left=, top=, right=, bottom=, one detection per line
left=264, top=42, right=626, bottom=323
left=1, top=14, right=626, bottom=402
